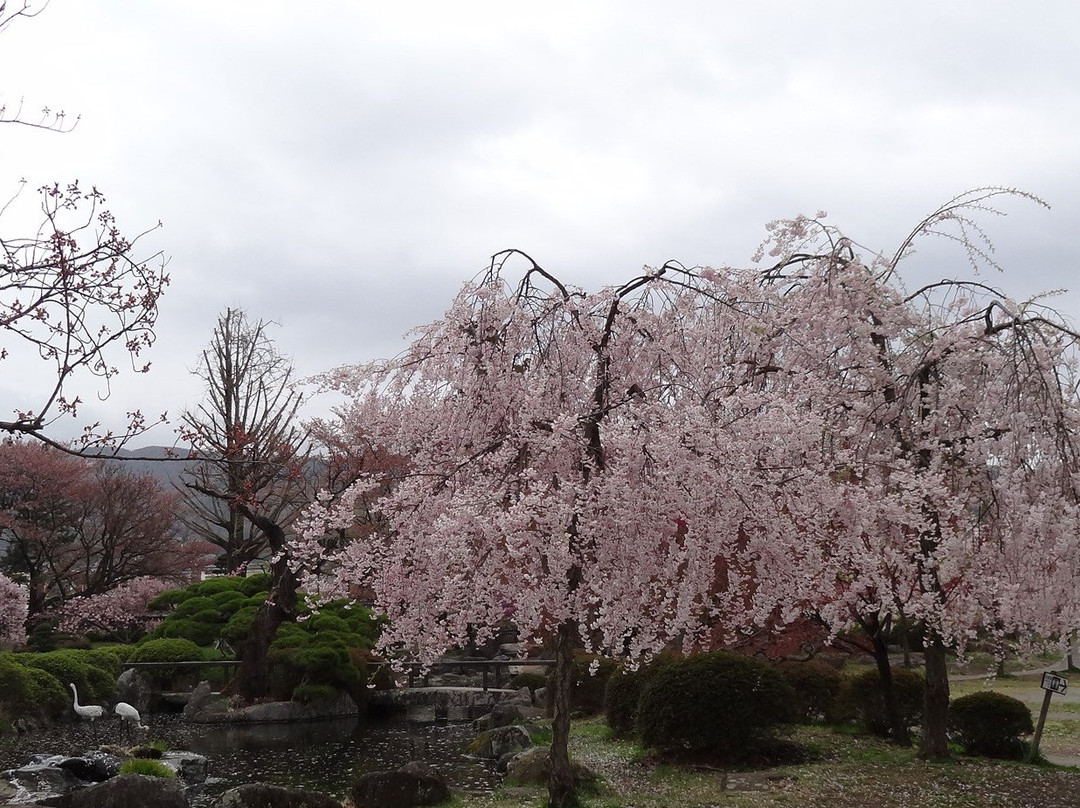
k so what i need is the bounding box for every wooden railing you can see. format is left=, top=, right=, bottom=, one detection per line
left=401, top=658, right=556, bottom=691
left=122, top=659, right=242, bottom=684
left=123, top=657, right=557, bottom=692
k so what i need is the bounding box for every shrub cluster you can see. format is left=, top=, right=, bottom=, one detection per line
left=20, top=649, right=117, bottom=704
left=949, top=691, right=1034, bottom=759
left=0, top=651, right=69, bottom=725
left=636, top=650, right=797, bottom=759
left=145, top=574, right=271, bottom=649
left=774, top=659, right=843, bottom=724
left=127, top=637, right=205, bottom=689
left=267, top=600, right=382, bottom=703
left=603, top=653, right=678, bottom=737
left=846, top=666, right=924, bottom=738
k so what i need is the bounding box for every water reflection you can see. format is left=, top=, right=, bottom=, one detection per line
left=0, top=715, right=500, bottom=805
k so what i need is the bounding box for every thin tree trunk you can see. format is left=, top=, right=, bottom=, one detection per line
left=920, top=632, right=950, bottom=759
left=548, top=620, right=579, bottom=808
left=867, top=616, right=910, bottom=746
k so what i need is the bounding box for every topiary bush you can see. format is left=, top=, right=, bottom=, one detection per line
left=949, top=691, right=1034, bottom=759
left=635, top=650, right=797, bottom=760
left=128, top=637, right=204, bottom=688
left=846, top=666, right=924, bottom=738
left=264, top=599, right=381, bottom=703
left=144, top=576, right=272, bottom=650
left=20, top=649, right=117, bottom=704
left=0, top=652, right=69, bottom=723
left=775, top=659, right=843, bottom=724
left=604, top=654, right=678, bottom=737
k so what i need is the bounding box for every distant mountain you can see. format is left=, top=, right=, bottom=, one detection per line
left=103, top=445, right=198, bottom=491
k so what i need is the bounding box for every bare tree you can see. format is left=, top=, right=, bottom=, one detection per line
left=179, top=308, right=307, bottom=572
left=180, top=308, right=309, bottom=700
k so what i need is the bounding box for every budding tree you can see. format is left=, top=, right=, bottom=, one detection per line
left=0, top=440, right=194, bottom=615
left=1, top=4, right=167, bottom=450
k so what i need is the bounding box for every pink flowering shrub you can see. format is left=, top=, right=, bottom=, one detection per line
left=57, top=576, right=175, bottom=642
left=0, top=573, right=28, bottom=646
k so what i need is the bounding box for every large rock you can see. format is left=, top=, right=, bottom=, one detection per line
left=55, top=752, right=121, bottom=783
left=115, top=669, right=155, bottom=715
left=1, top=763, right=82, bottom=797
left=183, top=681, right=226, bottom=721
left=160, top=751, right=208, bottom=784
left=467, top=725, right=532, bottom=760
left=505, top=747, right=596, bottom=788
left=212, top=782, right=342, bottom=808
left=63, top=774, right=187, bottom=808
left=351, top=761, right=450, bottom=808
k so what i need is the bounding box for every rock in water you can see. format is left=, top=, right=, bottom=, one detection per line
left=64, top=773, right=187, bottom=808
left=351, top=761, right=450, bottom=807
left=212, top=782, right=343, bottom=807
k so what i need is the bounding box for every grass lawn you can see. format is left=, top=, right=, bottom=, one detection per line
left=452, top=718, right=1080, bottom=808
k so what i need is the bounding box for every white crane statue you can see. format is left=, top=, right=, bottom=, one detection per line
left=114, top=701, right=148, bottom=740
left=69, top=682, right=104, bottom=738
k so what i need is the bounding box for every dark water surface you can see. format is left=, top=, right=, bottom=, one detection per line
left=1, top=714, right=500, bottom=805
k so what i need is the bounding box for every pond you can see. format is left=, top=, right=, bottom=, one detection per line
left=0, top=714, right=501, bottom=805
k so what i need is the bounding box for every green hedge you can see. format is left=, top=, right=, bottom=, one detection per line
left=604, top=654, right=678, bottom=737
left=847, top=667, right=924, bottom=738
left=20, top=649, right=117, bottom=705
left=635, top=650, right=797, bottom=760
left=949, top=691, right=1033, bottom=759
left=128, top=638, right=204, bottom=688
left=775, top=660, right=843, bottom=724
left=0, top=652, right=69, bottom=724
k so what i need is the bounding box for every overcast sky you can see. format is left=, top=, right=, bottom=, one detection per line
left=2, top=1, right=1079, bottom=446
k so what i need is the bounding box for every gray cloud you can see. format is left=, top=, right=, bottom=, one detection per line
left=2, top=1, right=1078, bottom=443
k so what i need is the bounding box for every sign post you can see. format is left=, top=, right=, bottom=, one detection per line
left=1028, top=671, right=1068, bottom=762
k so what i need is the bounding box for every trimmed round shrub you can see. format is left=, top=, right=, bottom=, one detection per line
left=154, top=618, right=219, bottom=648
left=210, top=590, right=248, bottom=610
left=635, top=650, right=797, bottom=760
left=604, top=654, right=678, bottom=737
left=20, top=649, right=117, bottom=704
left=172, top=596, right=216, bottom=620
left=847, top=667, right=924, bottom=738
left=221, top=604, right=260, bottom=647
left=239, top=573, right=272, bottom=597
left=128, top=638, right=203, bottom=687
left=775, top=660, right=843, bottom=724
left=146, top=588, right=187, bottom=612
left=0, top=652, right=68, bottom=723
left=949, top=691, right=1034, bottom=759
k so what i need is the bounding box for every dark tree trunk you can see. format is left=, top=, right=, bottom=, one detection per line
left=920, top=632, right=950, bottom=759
left=225, top=509, right=297, bottom=702
left=866, top=615, right=910, bottom=746
left=548, top=620, right=579, bottom=808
